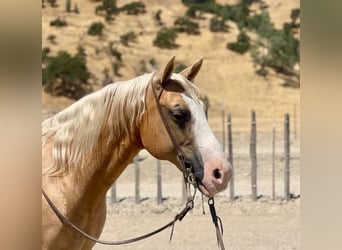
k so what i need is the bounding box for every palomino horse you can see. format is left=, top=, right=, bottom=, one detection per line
left=42, top=57, right=231, bottom=249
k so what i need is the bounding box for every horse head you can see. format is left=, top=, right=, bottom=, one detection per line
left=140, top=57, right=232, bottom=197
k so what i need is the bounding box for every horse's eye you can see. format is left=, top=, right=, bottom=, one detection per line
left=172, top=107, right=190, bottom=124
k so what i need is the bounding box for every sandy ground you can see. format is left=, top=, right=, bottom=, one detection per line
left=93, top=197, right=300, bottom=250
left=92, top=130, right=300, bottom=250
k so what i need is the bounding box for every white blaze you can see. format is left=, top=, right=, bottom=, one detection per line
left=182, top=94, right=223, bottom=157
left=182, top=93, right=230, bottom=196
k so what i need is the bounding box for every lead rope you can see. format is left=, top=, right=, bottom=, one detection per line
left=208, top=197, right=225, bottom=250
left=42, top=189, right=195, bottom=245
left=169, top=188, right=196, bottom=242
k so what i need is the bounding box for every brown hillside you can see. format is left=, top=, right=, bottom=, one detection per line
left=42, top=0, right=300, bottom=135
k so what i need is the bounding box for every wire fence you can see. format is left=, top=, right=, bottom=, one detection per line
left=109, top=110, right=300, bottom=204
left=42, top=109, right=300, bottom=203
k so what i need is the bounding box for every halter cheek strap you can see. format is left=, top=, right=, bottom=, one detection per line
left=149, top=73, right=197, bottom=188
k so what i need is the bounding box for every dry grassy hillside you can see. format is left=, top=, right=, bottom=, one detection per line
left=42, top=0, right=300, bottom=134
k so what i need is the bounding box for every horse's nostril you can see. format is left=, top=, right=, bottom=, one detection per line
left=213, top=169, right=221, bottom=179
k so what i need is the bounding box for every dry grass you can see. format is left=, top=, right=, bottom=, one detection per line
left=42, top=0, right=300, bottom=133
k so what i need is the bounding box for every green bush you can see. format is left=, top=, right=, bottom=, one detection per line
left=174, top=63, right=187, bottom=73
left=50, top=18, right=67, bottom=27
left=153, top=27, right=178, bottom=49
left=110, top=47, right=122, bottom=61
left=120, top=31, right=137, bottom=46
left=87, top=22, right=105, bottom=36
left=149, top=58, right=157, bottom=68
left=42, top=47, right=51, bottom=63
left=226, top=32, right=250, bottom=54
left=66, top=0, right=72, bottom=12
left=291, top=8, right=300, bottom=22
left=255, top=67, right=268, bottom=77
left=47, top=34, right=57, bottom=44
left=95, top=0, right=119, bottom=22
left=42, top=51, right=92, bottom=100
left=246, top=12, right=273, bottom=36
left=249, top=8, right=300, bottom=82
left=182, top=0, right=207, bottom=5
left=120, top=1, right=146, bottom=15
left=174, top=17, right=200, bottom=35
left=210, top=16, right=229, bottom=32
left=229, top=4, right=250, bottom=29
left=47, top=0, right=57, bottom=7
left=184, top=0, right=220, bottom=17
left=74, top=4, right=79, bottom=14
left=154, top=9, right=163, bottom=25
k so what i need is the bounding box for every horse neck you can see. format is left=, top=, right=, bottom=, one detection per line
left=43, top=77, right=149, bottom=204
left=71, top=98, right=144, bottom=200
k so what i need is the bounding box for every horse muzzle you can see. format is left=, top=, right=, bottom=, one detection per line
left=195, top=158, right=232, bottom=197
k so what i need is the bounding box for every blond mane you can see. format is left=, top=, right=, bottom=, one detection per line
left=42, top=72, right=201, bottom=175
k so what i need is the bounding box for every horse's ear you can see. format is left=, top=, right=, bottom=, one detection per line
left=153, top=56, right=175, bottom=90
left=180, top=58, right=203, bottom=82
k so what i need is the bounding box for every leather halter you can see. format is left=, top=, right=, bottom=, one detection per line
left=42, top=73, right=225, bottom=249
left=150, top=73, right=197, bottom=187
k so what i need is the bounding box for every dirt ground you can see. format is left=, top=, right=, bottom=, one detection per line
left=93, top=132, right=300, bottom=250
left=94, top=189, right=300, bottom=250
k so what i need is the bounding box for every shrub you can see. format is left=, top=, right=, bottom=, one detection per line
left=154, top=9, right=163, bottom=26
left=229, top=4, right=249, bottom=23
left=47, top=0, right=58, bottom=7
left=246, top=12, right=272, bottom=34
left=255, top=67, right=268, bottom=77
left=249, top=12, right=300, bottom=86
left=291, top=8, right=300, bottom=22
left=120, top=1, right=146, bottom=15
left=95, top=0, right=119, bottom=22
left=47, top=34, right=57, bottom=44
left=185, top=0, right=220, bottom=16
left=74, top=4, right=79, bottom=14
left=182, top=0, right=207, bottom=5
left=66, top=0, right=72, bottom=12
left=120, top=31, right=137, bottom=46
left=290, top=8, right=300, bottom=29
left=149, top=58, right=157, bottom=68
left=50, top=17, right=67, bottom=27
left=153, top=27, right=178, bottom=49
left=108, top=42, right=122, bottom=61
left=226, top=32, right=250, bottom=54
left=42, top=47, right=51, bottom=63
left=139, top=60, right=147, bottom=73
left=102, top=68, right=113, bottom=86
left=87, top=22, right=105, bottom=36
left=174, top=63, right=187, bottom=73
left=110, top=47, right=122, bottom=61
left=42, top=51, right=92, bottom=100
left=174, top=17, right=200, bottom=35
left=210, top=16, right=229, bottom=32
left=112, top=62, right=122, bottom=76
